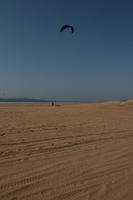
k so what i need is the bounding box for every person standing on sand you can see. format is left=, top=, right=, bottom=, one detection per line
left=51, top=101, right=54, bottom=106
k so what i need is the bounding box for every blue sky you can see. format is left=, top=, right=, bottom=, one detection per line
left=0, top=0, right=133, bottom=101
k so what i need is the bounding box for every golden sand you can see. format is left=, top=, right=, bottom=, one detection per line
left=0, top=102, right=133, bottom=200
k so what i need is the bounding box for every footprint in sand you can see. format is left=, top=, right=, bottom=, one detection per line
left=89, top=183, right=109, bottom=199
left=0, top=133, right=6, bottom=136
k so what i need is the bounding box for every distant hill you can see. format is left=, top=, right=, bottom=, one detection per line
left=0, top=98, right=48, bottom=103
left=120, top=98, right=133, bottom=105
left=120, top=98, right=133, bottom=102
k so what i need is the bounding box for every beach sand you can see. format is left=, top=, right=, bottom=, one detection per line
left=0, top=101, right=133, bottom=200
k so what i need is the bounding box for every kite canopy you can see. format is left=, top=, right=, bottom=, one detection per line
left=60, top=25, right=74, bottom=34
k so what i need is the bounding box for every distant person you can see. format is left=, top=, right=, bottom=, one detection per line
left=51, top=101, right=54, bottom=106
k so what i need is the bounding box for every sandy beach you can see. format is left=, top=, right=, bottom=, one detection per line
left=0, top=101, right=133, bottom=200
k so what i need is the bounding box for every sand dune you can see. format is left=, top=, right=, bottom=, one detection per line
left=120, top=99, right=133, bottom=105
left=0, top=102, right=133, bottom=200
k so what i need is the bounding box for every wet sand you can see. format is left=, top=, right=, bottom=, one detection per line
left=0, top=101, right=133, bottom=200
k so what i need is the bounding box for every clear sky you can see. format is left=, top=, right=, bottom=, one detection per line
left=0, top=0, right=133, bottom=101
